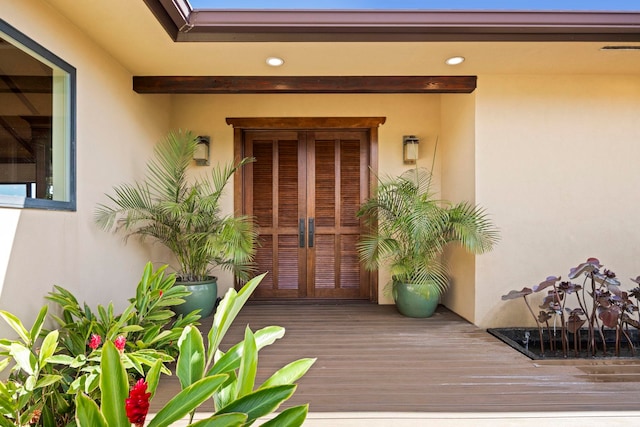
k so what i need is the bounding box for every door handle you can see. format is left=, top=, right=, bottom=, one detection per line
left=299, top=218, right=305, bottom=248
left=308, top=218, right=315, bottom=248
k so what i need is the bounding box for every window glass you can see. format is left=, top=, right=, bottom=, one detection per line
left=0, top=20, right=75, bottom=210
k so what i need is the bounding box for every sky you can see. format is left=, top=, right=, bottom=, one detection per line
left=188, top=0, right=640, bottom=11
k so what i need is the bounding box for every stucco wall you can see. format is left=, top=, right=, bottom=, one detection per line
left=169, top=93, right=442, bottom=299
left=440, top=93, right=477, bottom=323
left=475, top=74, right=640, bottom=328
left=0, top=0, right=172, bottom=333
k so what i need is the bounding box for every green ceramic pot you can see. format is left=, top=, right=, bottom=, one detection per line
left=393, top=281, right=439, bottom=318
left=173, top=277, right=218, bottom=318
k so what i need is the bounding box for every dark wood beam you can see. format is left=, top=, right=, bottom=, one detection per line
left=226, top=117, right=386, bottom=129
left=133, top=76, right=477, bottom=94
left=0, top=116, right=34, bottom=157
left=0, top=76, right=52, bottom=94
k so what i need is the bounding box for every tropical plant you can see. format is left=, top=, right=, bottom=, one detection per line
left=47, top=263, right=200, bottom=358
left=0, top=263, right=198, bottom=426
left=501, top=257, right=640, bottom=358
left=0, top=306, right=63, bottom=426
left=94, top=130, right=258, bottom=282
left=357, top=162, right=499, bottom=301
left=75, top=273, right=315, bottom=427
left=0, top=306, right=171, bottom=427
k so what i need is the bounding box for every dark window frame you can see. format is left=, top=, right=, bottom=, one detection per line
left=0, top=19, right=77, bottom=211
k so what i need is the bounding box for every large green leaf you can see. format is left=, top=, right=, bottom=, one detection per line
left=207, top=273, right=266, bottom=364
left=145, top=359, right=164, bottom=399
left=75, top=393, right=108, bottom=427
left=0, top=311, right=30, bottom=345
left=99, top=340, right=129, bottom=427
left=209, top=326, right=284, bottom=376
left=0, top=414, right=16, bottom=427
left=38, top=330, right=59, bottom=367
left=9, top=342, right=36, bottom=376
left=213, top=372, right=237, bottom=411
left=177, top=325, right=206, bottom=389
left=29, top=305, right=48, bottom=342
left=34, top=374, right=63, bottom=389
left=237, top=327, right=257, bottom=399
left=145, top=310, right=176, bottom=322
left=260, top=358, right=316, bottom=389
left=119, top=325, right=144, bottom=333
left=45, top=354, right=75, bottom=365
left=259, top=404, right=309, bottom=427
left=0, top=382, right=16, bottom=414
left=147, top=374, right=228, bottom=427
left=121, top=352, right=145, bottom=376
left=137, top=262, right=154, bottom=306
left=189, top=413, right=247, bottom=427
left=216, top=384, right=296, bottom=424
left=0, top=358, right=9, bottom=374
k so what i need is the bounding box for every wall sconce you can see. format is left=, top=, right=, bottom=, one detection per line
left=403, top=135, right=419, bottom=164
left=194, top=135, right=210, bottom=166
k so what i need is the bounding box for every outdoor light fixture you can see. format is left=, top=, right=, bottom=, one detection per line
left=445, top=56, right=465, bottom=65
left=266, top=56, right=284, bottom=67
left=194, top=135, right=210, bottom=166
left=403, top=135, right=419, bottom=164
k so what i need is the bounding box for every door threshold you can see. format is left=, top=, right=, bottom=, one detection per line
left=247, top=298, right=374, bottom=305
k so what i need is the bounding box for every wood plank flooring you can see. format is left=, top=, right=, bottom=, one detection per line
left=151, top=304, right=640, bottom=414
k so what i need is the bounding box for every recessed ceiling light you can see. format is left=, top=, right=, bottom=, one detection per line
left=266, top=57, right=284, bottom=67
left=445, top=56, right=465, bottom=66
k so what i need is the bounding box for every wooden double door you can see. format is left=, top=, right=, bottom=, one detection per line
left=239, top=126, right=375, bottom=300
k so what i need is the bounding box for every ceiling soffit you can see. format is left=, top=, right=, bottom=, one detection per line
left=144, top=0, right=640, bottom=42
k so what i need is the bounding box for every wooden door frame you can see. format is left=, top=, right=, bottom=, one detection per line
left=227, top=116, right=385, bottom=302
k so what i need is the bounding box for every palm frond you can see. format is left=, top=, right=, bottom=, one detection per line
left=446, top=202, right=500, bottom=254
left=95, top=130, right=257, bottom=281
left=357, top=165, right=499, bottom=298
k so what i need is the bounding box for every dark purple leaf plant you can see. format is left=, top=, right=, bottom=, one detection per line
left=502, top=258, right=640, bottom=358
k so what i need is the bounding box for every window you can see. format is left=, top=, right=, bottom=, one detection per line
left=0, top=19, right=76, bottom=210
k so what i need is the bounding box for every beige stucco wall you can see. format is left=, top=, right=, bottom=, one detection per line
left=475, top=74, right=640, bottom=328
left=169, top=93, right=442, bottom=299
left=440, top=93, right=477, bottom=323
left=0, top=0, right=172, bottom=334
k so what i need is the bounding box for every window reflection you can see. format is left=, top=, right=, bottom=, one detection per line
left=0, top=20, right=74, bottom=209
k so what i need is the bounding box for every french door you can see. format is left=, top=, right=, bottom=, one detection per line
left=241, top=129, right=371, bottom=299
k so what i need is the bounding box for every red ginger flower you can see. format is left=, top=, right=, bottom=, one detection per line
left=125, top=379, right=151, bottom=427
left=114, top=335, right=126, bottom=352
left=88, top=334, right=101, bottom=350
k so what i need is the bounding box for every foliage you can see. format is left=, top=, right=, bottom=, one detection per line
left=94, top=129, right=258, bottom=282
left=0, top=263, right=199, bottom=426
left=357, top=163, right=499, bottom=299
left=0, top=307, right=64, bottom=426
left=75, top=273, right=315, bottom=427
left=501, top=257, right=640, bottom=358
left=47, top=263, right=200, bottom=359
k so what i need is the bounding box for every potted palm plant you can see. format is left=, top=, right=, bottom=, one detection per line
left=95, top=130, right=257, bottom=317
left=357, top=163, right=499, bottom=318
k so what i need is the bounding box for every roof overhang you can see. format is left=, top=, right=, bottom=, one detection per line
left=144, top=0, right=640, bottom=42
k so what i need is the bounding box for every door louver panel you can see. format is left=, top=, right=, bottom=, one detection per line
left=244, top=128, right=369, bottom=299
left=314, top=138, right=336, bottom=228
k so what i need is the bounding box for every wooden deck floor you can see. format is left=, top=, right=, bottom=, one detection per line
left=152, top=304, right=640, bottom=414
